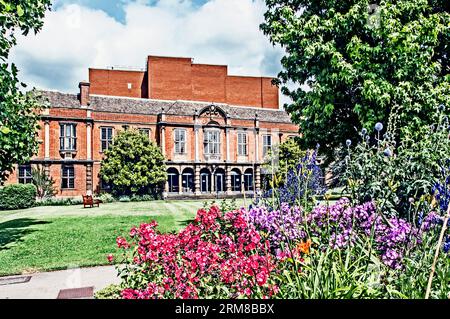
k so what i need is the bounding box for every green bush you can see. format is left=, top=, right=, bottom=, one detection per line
left=94, top=284, right=122, bottom=299
left=0, top=184, right=37, bottom=210
left=35, top=197, right=83, bottom=207
left=118, top=196, right=131, bottom=202
left=97, top=193, right=115, bottom=203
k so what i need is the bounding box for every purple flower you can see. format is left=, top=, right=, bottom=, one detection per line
left=443, top=236, right=450, bottom=254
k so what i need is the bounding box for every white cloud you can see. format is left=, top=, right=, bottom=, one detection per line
left=10, top=0, right=289, bottom=105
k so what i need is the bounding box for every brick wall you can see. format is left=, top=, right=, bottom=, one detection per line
left=90, top=69, right=148, bottom=98
left=148, top=56, right=193, bottom=101
left=192, top=64, right=227, bottom=103
left=89, top=56, right=280, bottom=109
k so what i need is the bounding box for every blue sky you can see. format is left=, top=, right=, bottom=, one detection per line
left=53, top=0, right=209, bottom=23
left=11, top=0, right=286, bottom=103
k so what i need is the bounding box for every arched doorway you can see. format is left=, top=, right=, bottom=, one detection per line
left=244, top=168, right=254, bottom=191
left=200, top=168, right=211, bottom=193
left=167, top=168, right=180, bottom=193
left=214, top=168, right=226, bottom=193
left=230, top=168, right=242, bottom=192
left=182, top=168, right=195, bottom=193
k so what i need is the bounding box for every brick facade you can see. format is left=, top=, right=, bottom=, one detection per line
left=5, top=55, right=299, bottom=198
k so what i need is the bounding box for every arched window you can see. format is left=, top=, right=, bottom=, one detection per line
left=182, top=168, right=195, bottom=193
left=244, top=168, right=254, bottom=191
left=167, top=168, right=179, bottom=193
left=214, top=168, right=226, bottom=193
left=230, top=168, right=242, bottom=192
left=200, top=168, right=211, bottom=193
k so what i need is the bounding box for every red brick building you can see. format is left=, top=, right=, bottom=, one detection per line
left=6, top=56, right=299, bottom=198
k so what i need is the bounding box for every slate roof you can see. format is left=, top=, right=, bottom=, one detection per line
left=40, top=90, right=294, bottom=124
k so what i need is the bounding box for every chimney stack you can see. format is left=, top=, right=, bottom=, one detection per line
left=79, top=81, right=90, bottom=107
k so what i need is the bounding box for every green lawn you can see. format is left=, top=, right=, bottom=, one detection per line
left=0, top=200, right=244, bottom=276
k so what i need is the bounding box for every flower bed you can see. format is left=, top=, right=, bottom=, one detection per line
left=109, top=200, right=449, bottom=299
left=113, top=206, right=279, bottom=299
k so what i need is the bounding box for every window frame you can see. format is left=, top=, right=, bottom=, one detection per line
left=100, top=126, right=114, bottom=152
left=204, top=130, right=221, bottom=155
left=61, top=165, right=75, bottom=189
left=59, top=123, right=77, bottom=151
left=237, top=132, right=248, bottom=156
left=174, top=129, right=187, bottom=154
left=262, top=134, right=272, bottom=157
left=18, top=165, right=33, bottom=184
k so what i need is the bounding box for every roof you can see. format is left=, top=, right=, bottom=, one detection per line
left=39, top=90, right=294, bottom=124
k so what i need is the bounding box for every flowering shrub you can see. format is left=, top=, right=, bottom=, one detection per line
left=247, top=203, right=305, bottom=250
left=112, top=206, right=279, bottom=299
left=248, top=198, right=446, bottom=270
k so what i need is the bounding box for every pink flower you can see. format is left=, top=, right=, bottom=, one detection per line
left=107, top=254, right=114, bottom=263
left=116, top=236, right=130, bottom=249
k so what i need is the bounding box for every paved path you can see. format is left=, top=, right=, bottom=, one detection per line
left=0, top=265, right=120, bottom=299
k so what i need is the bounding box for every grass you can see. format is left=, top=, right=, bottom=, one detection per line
left=0, top=199, right=244, bottom=276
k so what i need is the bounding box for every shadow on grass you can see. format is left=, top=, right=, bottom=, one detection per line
left=0, top=218, right=51, bottom=251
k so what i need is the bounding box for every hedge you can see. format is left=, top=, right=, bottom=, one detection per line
left=0, top=184, right=37, bottom=210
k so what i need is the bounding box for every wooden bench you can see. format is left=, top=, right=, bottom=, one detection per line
left=82, top=195, right=102, bottom=208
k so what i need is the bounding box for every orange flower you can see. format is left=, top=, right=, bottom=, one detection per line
left=297, top=239, right=312, bottom=255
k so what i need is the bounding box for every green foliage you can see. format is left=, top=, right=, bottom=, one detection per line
left=261, top=0, right=450, bottom=161
left=277, top=244, right=387, bottom=299
left=118, top=196, right=131, bottom=203
left=35, top=197, right=83, bottom=207
left=99, top=129, right=167, bottom=196
left=94, top=284, right=122, bottom=299
left=32, top=165, right=56, bottom=199
left=203, top=198, right=239, bottom=212
left=263, top=137, right=306, bottom=188
left=0, top=184, right=37, bottom=210
left=97, top=193, right=116, bottom=204
left=344, top=108, right=450, bottom=219
left=0, top=0, right=51, bottom=183
left=392, top=228, right=450, bottom=299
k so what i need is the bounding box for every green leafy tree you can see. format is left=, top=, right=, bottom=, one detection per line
left=261, top=0, right=450, bottom=161
left=0, top=0, right=52, bottom=183
left=99, top=129, right=167, bottom=196
left=263, top=137, right=306, bottom=188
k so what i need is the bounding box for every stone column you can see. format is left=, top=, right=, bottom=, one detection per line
left=44, top=120, right=50, bottom=159
left=44, top=163, right=51, bottom=179
left=254, top=128, right=260, bottom=163
left=255, top=165, right=261, bottom=193
left=86, top=164, right=93, bottom=196
left=160, top=127, right=166, bottom=157
left=194, top=125, right=200, bottom=162
left=226, top=166, right=232, bottom=195
left=226, top=128, right=230, bottom=162
left=86, top=122, right=92, bottom=160
left=211, top=168, right=215, bottom=194
left=194, top=165, right=201, bottom=196
left=179, top=171, right=183, bottom=195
